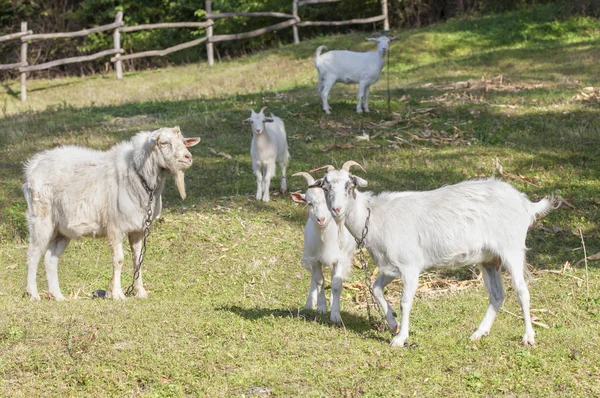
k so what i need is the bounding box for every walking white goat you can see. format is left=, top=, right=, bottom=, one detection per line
left=23, top=127, right=200, bottom=301
left=291, top=169, right=356, bottom=325
left=314, top=32, right=397, bottom=114
left=309, top=161, right=555, bottom=347
left=243, top=107, right=290, bottom=202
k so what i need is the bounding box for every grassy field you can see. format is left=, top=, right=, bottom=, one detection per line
left=1, top=3, right=600, bottom=396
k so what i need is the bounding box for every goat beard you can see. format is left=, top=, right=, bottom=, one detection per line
left=173, top=170, right=187, bottom=200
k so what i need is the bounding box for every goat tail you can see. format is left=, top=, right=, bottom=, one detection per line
left=22, top=182, right=33, bottom=214
left=314, top=45, right=327, bottom=62
left=528, top=196, right=556, bottom=224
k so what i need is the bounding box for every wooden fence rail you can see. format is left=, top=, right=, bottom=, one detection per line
left=0, top=0, right=389, bottom=101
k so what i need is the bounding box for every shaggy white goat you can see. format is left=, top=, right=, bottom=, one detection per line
left=291, top=170, right=356, bottom=325
left=310, top=161, right=554, bottom=347
left=314, top=33, right=397, bottom=114
left=243, top=107, right=290, bottom=202
left=23, top=127, right=200, bottom=301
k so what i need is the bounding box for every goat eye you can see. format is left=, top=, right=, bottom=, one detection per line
left=308, top=202, right=313, bottom=207
left=159, top=141, right=169, bottom=147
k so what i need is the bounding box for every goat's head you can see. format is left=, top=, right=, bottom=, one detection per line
left=309, top=161, right=367, bottom=223
left=242, top=107, right=273, bottom=136
left=366, top=32, right=398, bottom=53
left=291, top=169, right=334, bottom=229
left=150, top=126, right=200, bottom=200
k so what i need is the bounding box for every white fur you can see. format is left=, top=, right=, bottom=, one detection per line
left=244, top=108, right=290, bottom=202
left=314, top=170, right=554, bottom=347
left=291, top=175, right=356, bottom=325
left=314, top=35, right=397, bottom=114
left=23, top=127, right=200, bottom=301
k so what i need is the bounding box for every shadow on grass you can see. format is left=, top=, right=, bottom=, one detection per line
left=1, top=82, right=18, bottom=100
left=216, top=304, right=390, bottom=343
left=2, top=86, right=600, bottom=246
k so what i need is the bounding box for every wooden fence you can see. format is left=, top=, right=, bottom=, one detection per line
left=0, top=0, right=389, bottom=102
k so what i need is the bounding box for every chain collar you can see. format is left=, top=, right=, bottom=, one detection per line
left=135, top=168, right=155, bottom=195
left=355, top=207, right=371, bottom=248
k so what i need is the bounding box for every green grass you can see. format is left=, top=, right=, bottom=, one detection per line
left=1, top=3, right=600, bottom=396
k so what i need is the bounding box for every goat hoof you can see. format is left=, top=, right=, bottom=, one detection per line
left=390, top=335, right=408, bottom=348
left=52, top=293, right=66, bottom=301
left=329, top=314, right=343, bottom=326
left=107, top=290, right=127, bottom=301
left=522, top=334, right=535, bottom=346
left=28, top=293, right=41, bottom=301
left=470, top=330, right=488, bottom=341
left=135, top=289, right=149, bottom=299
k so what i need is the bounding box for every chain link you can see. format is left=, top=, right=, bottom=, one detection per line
left=124, top=172, right=155, bottom=297
left=355, top=208, right=387, bottom=332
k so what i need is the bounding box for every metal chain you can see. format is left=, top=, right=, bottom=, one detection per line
left=355, top=208, right=387, bottom=332
left=124, top=172, right=155, bottom=297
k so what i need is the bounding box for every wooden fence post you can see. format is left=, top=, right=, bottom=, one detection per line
left=114, top=11, right=123, bottom=79
left=206, top=0, right=214, bottom=66
left=381, top=0, right=389, bottom=31
left=292, top=0, right=300, bottom=44
left=20, top=22, right=28, bottom=102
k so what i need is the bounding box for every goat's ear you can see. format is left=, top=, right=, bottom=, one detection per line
left=366, top=38, right=377, bottom=42
left=242, top=118, right=252, bottom=124
left=184, top=137, right=201, bottom=147
left=352, top=175, right=368, bottom=188
left=308, top=179, right=324, bottom=189
left=290, top=192, right=306, bottom=203
left=390, top=36, right=398, bottom=41
left=264, top=118, right=274, bottom=123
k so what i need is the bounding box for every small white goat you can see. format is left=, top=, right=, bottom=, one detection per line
left=314, top=32, right=397, bottom=114
left=242, top=107, right=290, bottom=202
left=291, top=170, right=356, bottom=325
left=310, top=161, right=555, bottom=347
left=23, top=127, right=200, bottom=301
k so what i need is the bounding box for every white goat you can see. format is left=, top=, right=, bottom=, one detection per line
left=310, top=161, right=555, bottom=347
left=314, top=33, right=397, bottom=114
left=291, top=170, right=356, bottom=325
left=23, top=127, right=200, bottom=301
left=242, top=107, right=290, bottom=202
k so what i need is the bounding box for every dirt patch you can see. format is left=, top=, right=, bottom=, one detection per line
left=105, top=115, right=158, bottom=128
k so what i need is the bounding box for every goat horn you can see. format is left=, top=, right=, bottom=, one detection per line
left=309, top=164, right=336, bottom=173
left=259, top=106, right=268, bottom=114
left=341, top=160, right=366, bottom=173
left=292, top=172, right=315, bottom=185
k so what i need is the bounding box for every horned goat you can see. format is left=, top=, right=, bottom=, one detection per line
left=243, top=107, right=290, bottom=202
left=314, top=32, right=397, bottom=114
left=291, top=169, right=356, bottom=325
left=23, top=127, right=200, bottom=301
left=310, top=161, right=555, bottom=347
